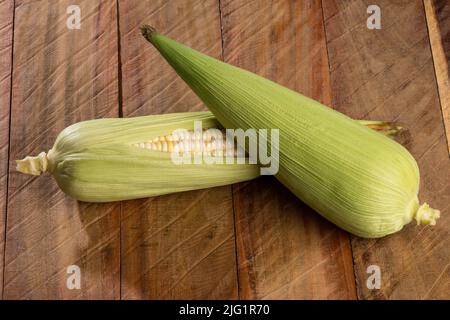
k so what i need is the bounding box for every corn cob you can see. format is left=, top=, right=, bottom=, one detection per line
left=17, top=108, right=401, bottom=203
left=141, top=26, right=440, bottom=238
left=17, top=110, right=402, bottom=202
left=16, top=112, right=258, bottom=202
left=131, top=129, right=239, bottom=157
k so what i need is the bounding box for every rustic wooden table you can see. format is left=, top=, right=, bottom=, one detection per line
left=0, top=0, right=448, bottom=299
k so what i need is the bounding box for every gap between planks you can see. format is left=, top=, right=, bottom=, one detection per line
left=423, top=0, right=450, bottom=153
left=1, top=0, right=15, bottom=300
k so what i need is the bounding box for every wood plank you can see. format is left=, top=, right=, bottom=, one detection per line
left=323, top=0, right=450, bottom=299
left=424, top=0, right=450, bottom=151
left=0, top=0, right=14, bottom=299
left=221, top=0, right=356, bottom=299
left=118, top=0, right=238, bottom=299
left=4, top=0, right=120, bottom=299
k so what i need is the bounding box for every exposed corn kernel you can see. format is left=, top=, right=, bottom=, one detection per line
left=133, top=130, right=241, bottom=157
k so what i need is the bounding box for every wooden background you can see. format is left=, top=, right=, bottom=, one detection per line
left=0, top=0, right=448, bottom=299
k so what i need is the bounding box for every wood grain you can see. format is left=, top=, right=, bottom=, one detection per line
left=118, top=0, right=238, bottom=299
left=2, top=0, right=447, bottom=300
left=4, top=0, right=120, bottom=299
left=220, top=0, right=356, bottom=299
left=323, top=0, right=450, bottom=299
left=0, top=0, right=14, bottom=299
left=424, top=0, right=450, bottom=152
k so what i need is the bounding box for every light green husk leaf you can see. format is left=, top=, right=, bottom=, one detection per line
left=141, top=25, right=440, bottom=238
left=16, top=112, right=260, bottom=202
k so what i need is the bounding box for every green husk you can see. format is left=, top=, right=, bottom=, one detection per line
left=16, top=112, right=260, bottom=202
left=16, top=109, right=401, bottom=203
left=141, top=25, right=440, bottom=238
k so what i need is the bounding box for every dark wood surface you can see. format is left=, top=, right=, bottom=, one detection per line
left=4, top=0, right=120, bottom=299
left=118, top=0, right=238, bottom=299
left=220, top=0, right=356, bottom=299
left=324, top=0, right=449, bottom=299
left=1, top=0, right=448, bottom=299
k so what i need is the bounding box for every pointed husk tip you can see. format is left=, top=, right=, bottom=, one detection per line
left=140, top=25, right=158, bottom=43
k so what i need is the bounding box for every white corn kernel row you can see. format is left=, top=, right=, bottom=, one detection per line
left=133, top=130, right=241, bottom=157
